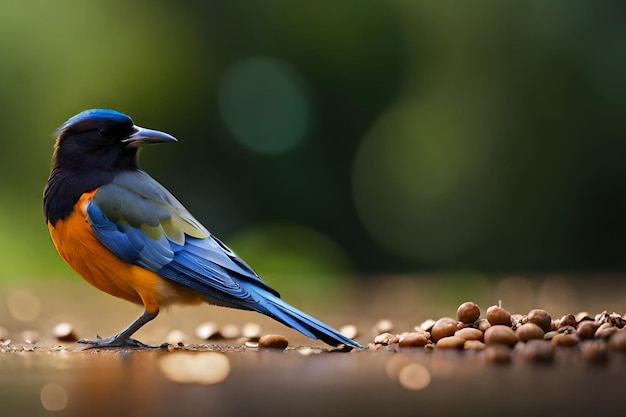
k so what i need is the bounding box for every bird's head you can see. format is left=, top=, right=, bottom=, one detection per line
left=52, top=109, right=177, bottom=172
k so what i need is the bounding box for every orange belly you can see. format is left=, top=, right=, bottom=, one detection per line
left=47, top=191, right=203, bottom=313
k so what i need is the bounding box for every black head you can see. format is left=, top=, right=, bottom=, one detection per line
left=52, top=109, right=176, bottom=172
left=45, top=109, right=176, bottom=224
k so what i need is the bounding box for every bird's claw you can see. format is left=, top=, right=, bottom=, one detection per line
left=77, top=335, right=155, bottom=349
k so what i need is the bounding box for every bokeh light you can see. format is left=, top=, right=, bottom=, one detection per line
left=352, top=97, right=498, bottom=263
left=218, top=56, right=310, bottom=154
left=6, top=289, right=41, bottom=322
left=40, top=383, right=68, bottom=411
left=158, top=352, right=230, bottom=385
left=398, top=362, right=431, bottom=391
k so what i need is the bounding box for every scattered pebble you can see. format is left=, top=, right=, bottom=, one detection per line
left=165, top=330, right=186, bottom=345
left=21, top=330, right=40, bottom=344
left=0, top=326, right=9, bottom=341
left=258, top=334, right=289, bottom=350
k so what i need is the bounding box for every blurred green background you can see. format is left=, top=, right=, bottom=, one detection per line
left=1, top=0, right=626, bottom=285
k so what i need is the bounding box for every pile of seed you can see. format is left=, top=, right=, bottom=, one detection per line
left=370, top=302, right=626, bottom=364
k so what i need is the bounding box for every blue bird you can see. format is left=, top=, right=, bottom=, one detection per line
left=44, top=109, right=363, bottom=349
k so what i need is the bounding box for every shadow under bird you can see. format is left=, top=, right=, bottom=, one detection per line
left=43, top=109, right=363, bottom=349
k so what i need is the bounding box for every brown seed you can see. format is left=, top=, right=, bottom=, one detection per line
left=430, top=318, right=458, bottom=342
left=454, top=327, right=483, bottom=341
left=516, top=323, right=544, bottom=342
left=486, top=305, right=511, bottom=327
left=463, top=340, right=485, bottom=350
left=527, top=309, right=552, bottom=332
left=551, top=333, right=578, bottom=347
left=457, top=302, right=481, bottom=324
left=417, top=319, right=436, bottom=332
left=580, top=340, right=608, bottom=364
left=436, top=336, right=465, bottom=349
left=258, top=334, right=289, bottom=350
left=398, top=331, right=430, bottom=347
left=575, top=312, right=592, bottom=322
left=484, top=345, right=511, bottom=364
left=558, top=314, right=577, bottom=329
left=577, top=321, right=599, bottom=340
left=374, top=332, right=399, bottom=345
left=510, top=314, right=526, bottom=330
left=518, top=339, right=554, bottom=364
left=595, top=323, right=618, bottom=340
left=484, top=325, right=517, bottom=347
left=607, top=330, right=626, bottom=352
left=476, top=318, right=491, bottom=333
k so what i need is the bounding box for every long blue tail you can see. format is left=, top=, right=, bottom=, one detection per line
left=251, top=290, right=364, bottom=349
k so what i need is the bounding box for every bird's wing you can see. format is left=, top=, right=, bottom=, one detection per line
left=85, top=170, right=279, bottom=301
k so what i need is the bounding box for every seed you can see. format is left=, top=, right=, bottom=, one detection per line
left=430, top=318, right=459, bottom=342
left=518, top=339, right=554, bottom=364
left=595, top=323, right=617, bottom=340
left=463, top=340, right=485, bottom=350
left=52, top=322, right=77, bottom=342
left=476, top=319, right=491, bottom=333
left=484, top=345, right=511, bottom=364
left=417, top=319, right=436, bottom=332
left=551, top=333, right=578, bottom=347
left=575, top=312, right=592, bottom=322
left=398, top=331, right=430, bottom=347
left=375, top=319, right=394, bottom=334
left=510, top=314, right=526, bottom=330
left=374, top=332, right=399, bottom=345
left=527, top=309, right=552, bottom=332
left=0, top=326, right=9, bottom=341
left=165, top=330, right=186, bottom=345
left=258, top=334, right=289, bottom=350
left=580, top=340, right=608, bottom=364
left=484, top=325, right=517, bottom=346
left=516, top=323, right=544, bottom=342
left=454, top=327, right=483, bottom=341
left=607, top=330, right=626, bottom=352
left=543, top=331, right=557, bottom=340
left=457, top=302, right=481, bottom=324
left=486, top=305, right=511, bottom=327
left=436, top=336, right=465, bottom=349
left=558, top=314, right=577, bottom=329
left=577, top=321, right=599, bottom=340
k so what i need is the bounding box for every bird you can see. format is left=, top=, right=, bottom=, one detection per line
left=43, top=109, right=363, bottom=349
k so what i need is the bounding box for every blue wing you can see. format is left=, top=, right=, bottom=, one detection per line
left=86, top=169, right=362, bottom=348
left=86, top=170, right=279, bottom=302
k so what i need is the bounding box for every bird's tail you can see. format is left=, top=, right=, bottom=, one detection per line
left=252, top=290, right=364, bottom=349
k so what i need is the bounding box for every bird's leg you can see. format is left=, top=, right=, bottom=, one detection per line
left=78, top=309, right=159, bottom=348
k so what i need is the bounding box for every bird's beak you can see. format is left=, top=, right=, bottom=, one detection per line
left=123, top=125, right=178, bottom=148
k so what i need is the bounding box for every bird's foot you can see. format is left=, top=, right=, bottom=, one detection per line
left=77, top=334, right=156, bottom=349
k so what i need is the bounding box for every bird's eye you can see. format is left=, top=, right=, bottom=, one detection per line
left=97, top=128, right=108, bottom=138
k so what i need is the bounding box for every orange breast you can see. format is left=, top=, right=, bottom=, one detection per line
left=47, top=191, right=203, bottom=313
